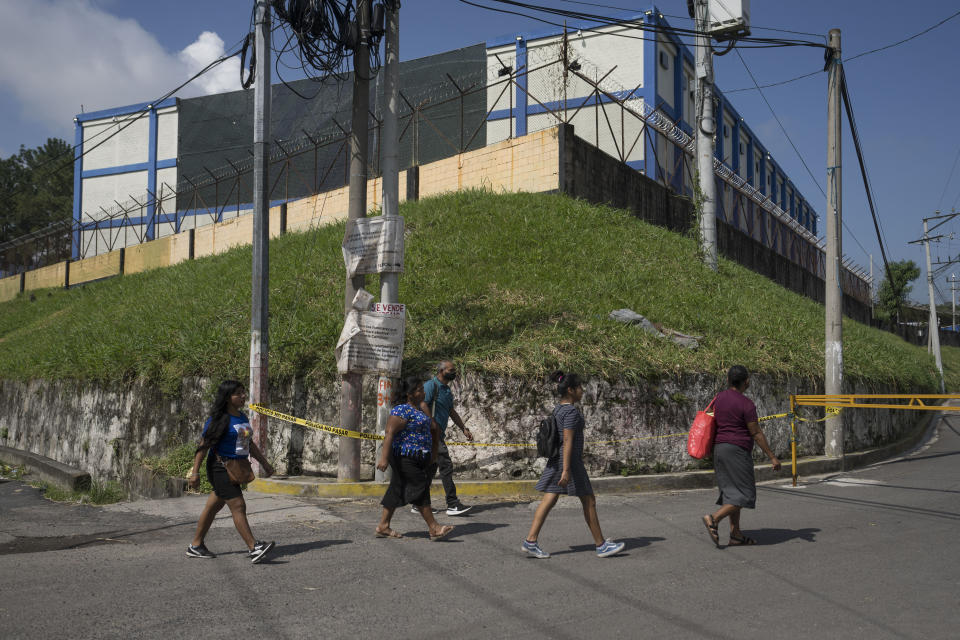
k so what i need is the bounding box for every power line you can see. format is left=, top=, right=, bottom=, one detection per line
left=0, top=42, right=245, bottom=212
left=840, top=67, right=897, bottom=301
left=458, top=0, right=828, bottom=49
left=937, top=145, right=960, bottom=211
left=553, top=0, right=826, bottom=38
left=726, top=7, right=960, bottom=93
left=734, top=49, right=877, bottom=266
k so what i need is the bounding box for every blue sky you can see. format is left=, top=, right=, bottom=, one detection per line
left=1, top=0, right=958, bottom=302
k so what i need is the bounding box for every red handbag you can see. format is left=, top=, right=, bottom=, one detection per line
left=687, top=395, right=718, bottom=459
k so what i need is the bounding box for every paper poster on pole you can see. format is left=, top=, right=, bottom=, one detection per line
left=342, top=217, right=405, bottom=277
left=336, top=302, right=406, bottom=376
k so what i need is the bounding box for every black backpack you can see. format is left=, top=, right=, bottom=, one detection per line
left=536, top=410, right=560, bottom=458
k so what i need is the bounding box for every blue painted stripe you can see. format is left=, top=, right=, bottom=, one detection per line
left=72, top=122, right=83, bottom=261
left=146, top=107, right=158, bottom=241
left=487, top=89, right=640, bottom=121
left=75, top=97, right=176, bottom=123
left=81, top=158, right=176, bottom=179
left=77, top=198, right=290, bottom=232
left=515, top=37, right=527, bottom=137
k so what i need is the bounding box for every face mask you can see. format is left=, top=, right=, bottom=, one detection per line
left=445, top=372, right=457, bottom=381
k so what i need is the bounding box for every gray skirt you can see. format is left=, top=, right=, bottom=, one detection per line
left=714, top=442, right=756, bottom=509
left=535, top=456, right=593, bottom=496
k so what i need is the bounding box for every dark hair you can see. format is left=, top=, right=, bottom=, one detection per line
left=550, top=370, right=582, bottom=397
left=197, top=379, right=245, bottom=452
left=727, top=365, right=749, bottom=389
left=392, top=376, right=425, bottom=406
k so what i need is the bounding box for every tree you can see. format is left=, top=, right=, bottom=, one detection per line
left=875, top=259, right=921, bottom=324
left=0, top=138, right=73, bottom=244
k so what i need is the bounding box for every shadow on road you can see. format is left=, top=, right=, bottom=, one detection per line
left=269, top=538, right=351, bottom=561
left=401, top=521, right=510, bottom=541
left=548, top=535, right=665, bottom=556
left=740, top=527, right=819, bottom=545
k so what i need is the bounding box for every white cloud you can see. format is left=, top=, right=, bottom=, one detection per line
left=0, top=0, right=240, bottom=137
left=179, top=31, right=242, bottom=96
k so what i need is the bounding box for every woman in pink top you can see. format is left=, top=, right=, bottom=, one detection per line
left=701, top=365, right=781, bottom=547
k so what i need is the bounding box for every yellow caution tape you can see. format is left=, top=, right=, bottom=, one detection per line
left=249, top=404, right=836, bottom=449
left=249, top=404, right=385, bottom=442
left=250, top=404, right=689, bottom=447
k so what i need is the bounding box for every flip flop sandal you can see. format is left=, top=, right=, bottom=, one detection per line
left=702, top=515, right=720, bottom=548
left=375, top=528, right=404, bottom=539
left=429, top=525, right=455, bottom=542
left=728, top=534, right=757, bottom=546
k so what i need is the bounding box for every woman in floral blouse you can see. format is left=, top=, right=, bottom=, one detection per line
left=375, top=376, right=455, bottom=541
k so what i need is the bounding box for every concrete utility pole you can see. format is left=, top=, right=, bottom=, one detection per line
left=339, top=0, right=371, bottom=482
left=910, top=212, right=957, bottom=393
left=921, top=218, right=946, bottom=392
left=948, top=273, right=960, bottom=331
left=375, top=0, right=400, bottom=483
left=695, top=0, right=718, bottom=271
left=250, top=0, right=271, bottom=467
left=824, top=28, right=843, bottom=460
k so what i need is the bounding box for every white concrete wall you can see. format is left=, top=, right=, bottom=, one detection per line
left=485, top=23, right=645, bottom=168
left=656, top=35, right=676, bottom=110
left=156, top=107, right=178, bottom=161
left=82, top=114, right=149, bottom=170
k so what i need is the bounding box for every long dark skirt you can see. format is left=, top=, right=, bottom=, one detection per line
left=381, top=452, right=432, bottom=509
left=714, top=442, right=756, bottom=509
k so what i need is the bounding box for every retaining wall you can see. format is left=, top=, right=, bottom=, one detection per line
left=0, top=374, right=925, bottom=485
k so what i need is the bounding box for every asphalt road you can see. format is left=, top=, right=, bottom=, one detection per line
left=2, top=415, right=959, bottom=640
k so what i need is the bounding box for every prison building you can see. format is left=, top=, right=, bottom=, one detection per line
left=68, top=6, right=867, bottom=305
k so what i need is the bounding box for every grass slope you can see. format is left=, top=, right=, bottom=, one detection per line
left=0, top=190, right=951, bottom=392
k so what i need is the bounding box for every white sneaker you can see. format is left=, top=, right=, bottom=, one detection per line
left=446, top=503, right=473, bottom=516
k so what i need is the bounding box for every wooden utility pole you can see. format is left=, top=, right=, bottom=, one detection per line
left=339, top=0, right=371, bottom=482
left=824, top=28, right=843, bottom=459
left=250, top=0, right=271, bottom=467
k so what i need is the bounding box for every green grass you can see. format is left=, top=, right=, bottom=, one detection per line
left=140, top=443, right=213, bottom=494
left=0, top=189, right=953, bottom=391
left=32, top=480, right=126, bottom=505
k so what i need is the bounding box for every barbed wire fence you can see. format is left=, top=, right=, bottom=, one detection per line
left=1, top=45, right=870, bottom=303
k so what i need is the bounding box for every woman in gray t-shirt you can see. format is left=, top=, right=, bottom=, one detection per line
left=522, top=371, right=625, bottom=559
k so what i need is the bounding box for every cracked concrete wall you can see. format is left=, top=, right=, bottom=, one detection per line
left=0, top=374, right=926, bottom=483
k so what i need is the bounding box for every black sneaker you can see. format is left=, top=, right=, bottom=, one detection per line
left=410, top=506, right=440, bottom=514
left=185, top=544, right=216, bottom=559
left=446, top=503, right=472, bottom=516
left=249, top=540, right=275, bottom=564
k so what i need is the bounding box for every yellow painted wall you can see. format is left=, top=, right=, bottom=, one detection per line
left=125, top=236, right=173, bottom=274
left=70, top=250, right=122, bottom=285
left=24, top=262, right=66, bottom=291
left=7, top=128, right=562, bottom=296
left=194, top=214, right=254, bottom=259
left=0, top=274, right=20, bottom=303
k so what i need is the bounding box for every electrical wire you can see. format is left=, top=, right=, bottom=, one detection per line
left=937, top=145, right=960, bottom=212
left=726, top=7, right=960, bottom=93
left=457, top=0, right=828, bottom=49
left=554, top=0, right=826, bottom=39
left=0, top=43, right=246, bottom=214
left=733, top=49, right=880, bottom=268
left=840, top=65, right=898, bottom=305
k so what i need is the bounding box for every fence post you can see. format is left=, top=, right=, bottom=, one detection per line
left=64, top=259, right=71, bottom=289
left=19, top=271, right=25, bottom=293
left=189, top=228, right=195, bottom=260
left=406, top=165, right=419, bottom=202
left=119, top=247, right=125, bottom=275
left=280, top=202, right=287, bottom=235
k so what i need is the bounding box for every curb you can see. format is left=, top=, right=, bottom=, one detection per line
left=0, top=446, right=91, bottom=492
left=251, top=406, right=941, bottom=499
